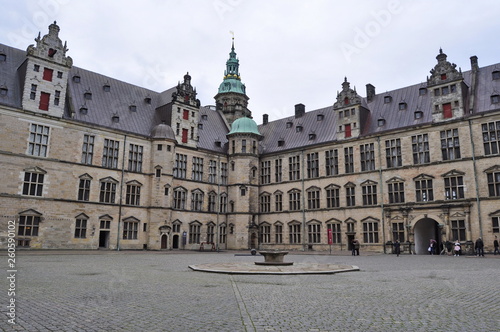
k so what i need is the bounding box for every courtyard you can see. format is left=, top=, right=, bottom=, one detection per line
left=1, top=250, right=499, bottom=331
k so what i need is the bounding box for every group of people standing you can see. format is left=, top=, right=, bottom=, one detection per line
left=428, top=236, right=499, bottom=256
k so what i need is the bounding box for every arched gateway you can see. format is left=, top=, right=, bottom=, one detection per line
left=413, top=217, right=443, bottom=255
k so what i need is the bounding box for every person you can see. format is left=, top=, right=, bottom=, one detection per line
left=352, top=239, right=360, bottom=256
left=429, top=239, right=436, bottom=255
left=394, top=239, right=401, bottom=257
left=454, top=240, right=461, bottom=256
left=445, top=241, right=453, bottom=256
left=494, top=236, right=499, bottom=255
left=475, top=237, right=484, bottom=257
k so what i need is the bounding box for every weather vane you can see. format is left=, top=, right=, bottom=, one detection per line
left=230, top=31, right=234, bottom=41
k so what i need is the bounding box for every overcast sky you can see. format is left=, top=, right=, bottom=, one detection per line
left=1, top=0, right=499, bottom=124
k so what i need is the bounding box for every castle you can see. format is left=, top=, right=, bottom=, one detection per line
left=1, top=22, right=499, bottom=254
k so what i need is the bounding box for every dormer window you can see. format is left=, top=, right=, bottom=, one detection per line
left=414, top=110, right=423, bottom=119
left=0, top=86, right=8, bottom=96
left=112, top=115, right=119, bottom=123
left=492, top=71, right=500, bottom=80
left=296, top=126, right=303, bottom=132
left=491, top=95, right=500, bottom=104
left=384, top=96, right=392, bottom=103
left=317, top=114, right=324, bottom=121
left=286, top=121, right=293, bottom=128
left=84, top=92, right=92, bottom=100
left=79, top=106, right=88, bottom=115
left=441, top=73, right=447, bottom=80
left=73, top=75, right=81, bottom=83
left=215, top=140, right=221, bottom=147
left=398, top=102, right=407, bottom=110
left=201, top=114, right=208, bottom=120
left=103, top=84, right=111, bottom=92
left=308, top=133, right=316, bottom=140
left=144, top=96, right=151, bottom=104
left=419, top=87, right=427, bottom=95
left=278, top=139, right=284, bottom=147
left=129, top=105, right=137, bottom=112
left=0, top=53, right=6, bottom=61
left=377, top=118, right=386, bottom=127
left=198, top=123, right=203, bottom=129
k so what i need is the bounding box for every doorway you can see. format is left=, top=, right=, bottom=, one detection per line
left=99, top=231, right=110, bottom=248
left=347, top=234, right=355, bottom=251
left=413, top=218, right=441, bottom=255
left=161, top=234, right=168, bottom=249
left=172, top=234, right=179, bottom=249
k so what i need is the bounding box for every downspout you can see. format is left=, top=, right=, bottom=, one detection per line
left=468, top=119, right=483, bottom=239
left=117, top=134, right=127, bottom=251
left=301, top=150, right=307, bottom=251
left=376, top=136, right=387, bottom=253
left=215, top=155, right=221, bottom=252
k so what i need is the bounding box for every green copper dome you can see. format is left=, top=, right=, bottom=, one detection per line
left=218, top=78, right=246, bottom=94
left=228, top=117, right=261, bottom=135
left=217, top=39, right=247, bottom=95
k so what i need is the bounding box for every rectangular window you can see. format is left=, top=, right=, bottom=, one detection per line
left=443, top=102, right=452, bottom=118
left=207, top=224, right=215, bottom=243
left=275, top=158, right=282, bottom=182
left=388, top=182, right=405, bottom=204
left=128, top=144, right=143, bottom=172
left=440, top=129, right=461, bottom=161
left=307, top=189, right=320, bottom=210
left=126, top=184, right=141, bottom=206
left=412, top=134, right=430, bottom=164
left=30, top=84, right=37, bottom=100
left=189, top=224, right=201, bottom=244
left=99, top=181, right=117, bottom=203
left=219, top=194, right=227, bottom=213
left=173, top=190, right=186, bottom=209
left=220, top=162, right=228, bottom=185
left=123, top=222, right=138, bottom=240
left=444, top=176, right=464, bottom=200
left=259, top=224, right=271, bottom=244
left=261, top=160, right=271, bottom=184
left=28, top=124, right=50, bottom=157
left=487, top=172, right=500, bottom=197
left=191, top=157, right=204, bottom=181
left=385, top=139, right=402, bottom=168
left=344, top=147, right=354, bottom=173
left=191, top=191, right=204, bottom=211
left=289, top=224, right=301, bottom=244
left=415, top=178, right=434, bottom=202
left=289, top=191, right=301, bottom=211
left=260, top=195, right=271, bottom=213
left=74, top=218, right=87, bottom=238
left=39, top=92, right=50, bottom=111
left=181, top=128, right=188, bottom=143
left=54, top=90, right=60, bottom=106
left=219, top=224, right=227, bottom=244
left=208, top=193, right=216, bottom=212
left=482, top=121, right=500, bottom=155
left=362, top=184, right=377, bottom=206
left=275, top=224, right=283, bottom=244
left=326, top=187, right=340, bottom=208
left=451, top=220, right=466, bottom=242
left=18, top=215, right=40, bottom=236
left=43, top=68, right=53, bottom=81
left=22, top=172, right=44, bottom=196
left=308, top=224, right=321, bottom=244
left=328, top=223, right=342, bottom=244
left=392, top=222, right=405, bottom=242
left=174, top=154, right=187, bottom=178
left=289, top=156, right=300, bottom=181
left=78, top=179, right=91, bottom=201
left=492, top=217, right=499, bottom=233
left=346, top=186, right=355, bottom=207
left=360, top=143, right=375, bottom=171
left=307, top=153, right=319, bottom=178
left=275, top=193, right=283, bottom=212
left=80, top=134, right=95, bottom=164
left=208, top=160, right=217, bottom=183
left=102, top=139, right=119, bottom=169
left=325, top=149, right=339, bottom=176
left=241, top=139, right=247, bottom=153
left=363, top=222, right=379, bottom=243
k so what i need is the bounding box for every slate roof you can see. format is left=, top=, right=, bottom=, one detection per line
left=0, top=44, right=26, bottom=109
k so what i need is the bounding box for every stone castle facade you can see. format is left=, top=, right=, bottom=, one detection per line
left=1, top=22, right=499, bottom=254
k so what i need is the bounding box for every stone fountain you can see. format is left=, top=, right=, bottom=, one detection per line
left=254, top=250, right=293, bottom=266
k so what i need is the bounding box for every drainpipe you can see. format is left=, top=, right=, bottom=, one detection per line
left=117, top=134, right=127, bottom=251
left=301, top=150, right=307, bottom=251
left=215, top=155, right=221, bottom=252
left=377, top=136, right=387, bottom=253
left=468, top=119, right=483, bottom=239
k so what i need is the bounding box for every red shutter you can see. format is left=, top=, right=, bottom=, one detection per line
left=183, top=109, right=189, bottom=120
left=39, top=92, right=50, bottom=111
left=344, top=97, right=349, bottom=105
left=43, top=68, right=53, bottom=81
left=345, top=124, right=351, bottom=137
left=443, top=103, right=452, bottom=119
left=182, top=128, right=188, bottom=143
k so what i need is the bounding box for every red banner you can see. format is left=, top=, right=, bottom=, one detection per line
left=327, top=228, right=333, bottom=245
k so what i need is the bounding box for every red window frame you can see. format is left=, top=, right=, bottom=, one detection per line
left=43, top=68, right=53, bottom=82
left=182, top=128, right=188, bottom=143
left=39, top=92, right=50, bottom=111
left=345, top=124, right=352, bottom=138
left=443, top=103, right=452, bottom=119
left=183, top=109, right=189, bottom=120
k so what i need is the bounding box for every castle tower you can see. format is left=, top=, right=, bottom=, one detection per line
left=226, top=117, right=261, bottom=249
left=214, top=38, right=250, bottom=125
left=21, top=21, right=72, bottom=117
left=333, top=77, right=369, bottom=140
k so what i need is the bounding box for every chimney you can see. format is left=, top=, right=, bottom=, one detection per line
left=366, top=83, right=375, bottom=102
left=263, top=114, right=269, bottom=125
left=470, top=55, right=478, bottom=72
left=295, top=103, right=305, bottom=118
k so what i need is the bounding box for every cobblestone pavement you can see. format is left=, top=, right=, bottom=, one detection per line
left=1, top=251, right=499, bottom=331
